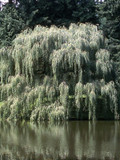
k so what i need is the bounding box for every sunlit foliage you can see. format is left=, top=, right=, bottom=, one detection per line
left=0, top=23, right=118, bottom=121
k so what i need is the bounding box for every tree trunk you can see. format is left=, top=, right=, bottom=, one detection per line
left=9, top=0, right=12, bottom=4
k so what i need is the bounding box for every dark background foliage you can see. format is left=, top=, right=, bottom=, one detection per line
left=0, top=0, right=98, bottom=47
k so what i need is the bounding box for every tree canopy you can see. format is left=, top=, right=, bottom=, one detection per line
left=0, top=24, right=118, bottom=121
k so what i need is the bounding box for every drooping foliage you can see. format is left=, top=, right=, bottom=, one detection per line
left=97, top=0, right=120, bottom=101
left=0, top=23, right=118, bottom=121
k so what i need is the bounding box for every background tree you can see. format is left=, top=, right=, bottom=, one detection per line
left=72, top=0, right=97, bottom=24
left=97, top=0, right=120, bottom=109
left=17, top=0, right=97, bottom=27
left=0, top=3, right=25, bottom=47
left=0, top=0, right=98, bottom=47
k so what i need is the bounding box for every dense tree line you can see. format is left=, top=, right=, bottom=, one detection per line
left=0, top=0, right=97, bottom=47
left=0, top=0, right=120, bottom=120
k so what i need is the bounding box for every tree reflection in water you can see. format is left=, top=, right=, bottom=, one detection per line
left=0, top=121, right=120, bottom=160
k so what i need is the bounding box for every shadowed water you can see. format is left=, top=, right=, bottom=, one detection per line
left=0, top=121, right=120, bottom=160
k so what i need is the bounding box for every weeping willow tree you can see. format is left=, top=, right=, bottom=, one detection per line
left=0, top=23, right=118, bottom=121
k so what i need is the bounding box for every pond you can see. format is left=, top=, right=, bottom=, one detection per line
left=0, top=121, right=120, bottom=160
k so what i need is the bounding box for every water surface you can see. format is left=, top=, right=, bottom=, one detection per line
left=0, top=121, right=120, bottom=160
